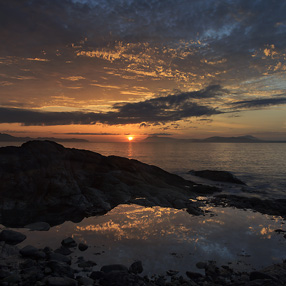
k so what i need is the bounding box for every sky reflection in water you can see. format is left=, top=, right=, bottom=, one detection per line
left=15, top=204, right=285, bottom=276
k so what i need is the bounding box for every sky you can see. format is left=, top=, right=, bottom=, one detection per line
left=1, top=0, right=286, bottom=142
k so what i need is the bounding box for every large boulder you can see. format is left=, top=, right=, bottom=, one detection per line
left=0, top=141, right=219, bottom=227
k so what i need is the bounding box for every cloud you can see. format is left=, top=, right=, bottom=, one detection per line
left=56, top=132, right=120, bottom=135
left=231, top=97, right=286, bottom=109
left=0, top=85, right=223, bottom=126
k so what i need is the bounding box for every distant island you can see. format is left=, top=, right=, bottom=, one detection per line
left=0, top=133, right=88, bottom=143
left=142, top=135, right=286, bottom=143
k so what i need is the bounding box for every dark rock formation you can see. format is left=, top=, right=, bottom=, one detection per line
left=0, top=230, right=26, bottom=245
left=0, top=140, right=220, bottom=227
left=210, top=195, right=286, bottom=218
left=189, top=170, right=246, bottom=185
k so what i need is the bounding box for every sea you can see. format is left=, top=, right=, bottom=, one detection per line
left=1, top=141, right=286, bottom=276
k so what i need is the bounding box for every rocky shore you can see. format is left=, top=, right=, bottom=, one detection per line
left=1, top=229, right=286, bottom=286
left=0, top=141, right=219, bottom=227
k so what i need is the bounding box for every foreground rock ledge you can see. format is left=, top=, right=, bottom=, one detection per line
left=0, top=141, right=219, bottom=227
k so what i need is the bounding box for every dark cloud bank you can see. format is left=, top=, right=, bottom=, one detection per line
left=0, top=85, right=223, bottom=126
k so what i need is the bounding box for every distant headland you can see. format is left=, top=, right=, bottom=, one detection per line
left=0, top=133, right=88, bottom=143
left=142, top=135, right=286, bottom=143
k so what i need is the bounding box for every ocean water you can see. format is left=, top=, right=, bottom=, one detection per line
left=1, top=141, right=286, bottom=276
left=61, top=141, right=286, bottom=199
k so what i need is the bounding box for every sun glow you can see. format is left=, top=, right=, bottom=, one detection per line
left=128, top=136, right=134, bottom=141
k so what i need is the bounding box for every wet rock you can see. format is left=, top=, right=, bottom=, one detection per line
left=250, top=271, right=275, bottom=281
left=78, top=243, right=88, bottom=251
left=46, top=276, right=77, bottom=286
left=166, top=270, right=179, bottom=276
left=100, top=270, right=146, bottom=286
left=2, top=273, right=21, bottom=284
left=46, top=260, right=75, bottom=278
left=77, top=276, right=94, bottom=285
left=129, top=260, right=143, bottom=274
left=196, top=262, right=207, bottom=269
left=24, top=221, right=50, bottom=231
left=100, top=264, right=129, bottom=273
left=61, top=237, right=77, bottom=248
left=78, top=260, right=97, bottom=268
left=0, top=230, right=26, bottom=245
left=48, top=252, right=72, bottom=264
left=20, top=245, right=46, bottom=259
left=90, top=271, right=104, bottom=280
left=186, top=271, right=204, bottom=280
left=55, top=246, right=73, bottom=256
left=189, top=170, right=246, bottom=185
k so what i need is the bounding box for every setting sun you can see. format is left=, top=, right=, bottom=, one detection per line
left=128, top=136, right=134, bottom=141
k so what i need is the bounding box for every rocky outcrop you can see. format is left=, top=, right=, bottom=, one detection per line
left=1, top=236, right=286, bottom=286
left=0, top=141, right=220, bottom=227
left=189, top=170, right=246, bottom=185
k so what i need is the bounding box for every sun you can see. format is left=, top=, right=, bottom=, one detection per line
left=128, top=136, right=134, bottom=141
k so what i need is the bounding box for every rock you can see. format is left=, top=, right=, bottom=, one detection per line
left=100, top=264, right=129, bottom=273
left=90, top=271, right=104, bottom=280
left=99, top=270, right=145, bottom=286
left=78, top=260, right=97, bottom=268
left=0, top=230, right=26, bottom=245
left=78, top=243, right=88, bottom=251
left=2, top=274, right=21, bottom=283
left=48, top=252, right=72, bottom=264
left=61, top=237, right=77, bottom=248
left=196, top=262, right=207, bottom=269
left=77, top=276, right=94, bottom=285
left=189, top=170, right=246, bottom=185
left=129, top=260, right=143, bottom=274
left=250, top=271, right=275, bottom=281
left=46, top=277, right=77, bottom=286
left=20, top=245, right=46, bottom=259
left=24, top=221, right=50, bottom=231
left=186, top=271, right=204, bottom=280
left=274, top=229, right=286, bottom=233
left=55, top=246, right=73, bottom=256
left=46, top=260, right=75, bottom=278
left=166, top=270, right=179, bottom=276
left=0, top=141, right=219, bottom=227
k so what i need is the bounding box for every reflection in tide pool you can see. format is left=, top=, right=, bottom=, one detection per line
left=16, top=204, right=285, bottom=276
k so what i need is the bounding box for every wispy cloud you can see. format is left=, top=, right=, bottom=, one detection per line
left=231, top=97, right=286, bottom=109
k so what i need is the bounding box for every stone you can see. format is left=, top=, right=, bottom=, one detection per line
left=20, top=245, right=46, bottom=259
left=166, top=270, right=179, bottom=276
left=78, top=260, right=97, bottom=268
left=2, top=274, right=21, bottom=283
left=46, top=277, right=77, bottom=286
left=100, top=264, right=129, bottom=273
left=90, top=271, right=104, bottom=280
left=129, top=260, right=143, bottom=274
left=55, top=246, right=73, bottom=256
left=61, top=237, right=77, bottom=248
left=186, top=271, right=204, bottom=280
left=250, top=271, right=275, bottom=281
left=48, top=252, right=72, bottom=264
left=78, top=243, right=88, bottom=251
left=0, top=230, right=26, bottom=245
left=46, top=260, right=75, bottom=278
left=196, top=262, right=207, bottom=269
left=24, top=221, right=50, bottom=231
left=77, top=276, right=94, bottom=285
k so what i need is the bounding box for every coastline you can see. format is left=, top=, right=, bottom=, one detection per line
left=0, top=141, right=285, bottom=285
